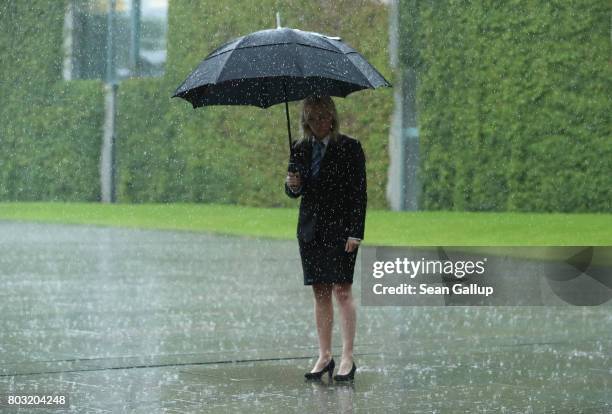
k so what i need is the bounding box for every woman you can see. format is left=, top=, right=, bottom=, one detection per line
left=285, top=95, right=367, bottom=381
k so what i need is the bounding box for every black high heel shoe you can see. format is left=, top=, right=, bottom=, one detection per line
left=333, top=362, right=356, bottom=381
left=305, top=358, right=335, bottom=380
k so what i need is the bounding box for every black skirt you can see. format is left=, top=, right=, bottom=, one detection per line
left=298, top=236, right=358, bottom=285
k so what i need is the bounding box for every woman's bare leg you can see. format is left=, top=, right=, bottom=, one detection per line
left=311, top=283, right=333, bottom=372
left=333, top=282, right=356, bottom=375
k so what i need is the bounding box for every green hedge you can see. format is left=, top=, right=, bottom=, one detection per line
left=117, top=0, right=392, bottom=208
left=3, top=1, right=608, bottom=212
left=403, top=0, right=611, bottom=212
left=1, top=0, right=392, bottom=208
left=0, top=1, right=103, bottom=201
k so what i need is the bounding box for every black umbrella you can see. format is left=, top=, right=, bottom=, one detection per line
left=172, top=26, right=391, bottom=154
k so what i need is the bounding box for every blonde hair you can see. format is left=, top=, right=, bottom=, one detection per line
left=299, top=95, right=340, bottom=143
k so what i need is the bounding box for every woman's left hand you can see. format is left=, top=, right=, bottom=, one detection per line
left=345, top=238, right=360, bottom=253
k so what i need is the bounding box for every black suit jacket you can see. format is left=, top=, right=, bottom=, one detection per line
left=285, top=134, right=367, bottom=243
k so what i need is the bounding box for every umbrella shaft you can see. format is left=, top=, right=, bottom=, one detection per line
left=285, top=99, right=292, bottom=156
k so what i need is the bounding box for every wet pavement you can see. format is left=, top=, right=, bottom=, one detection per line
left=0, top=221, right=610, bottom=413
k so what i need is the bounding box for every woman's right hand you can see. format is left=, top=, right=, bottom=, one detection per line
left=286, top=172, right=301, bottom=192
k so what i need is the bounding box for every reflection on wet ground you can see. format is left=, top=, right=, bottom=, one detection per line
left=0, top=222, right=610, bottom=412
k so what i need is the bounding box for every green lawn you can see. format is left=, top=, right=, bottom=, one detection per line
left=0, top=202, right=610, bottom=246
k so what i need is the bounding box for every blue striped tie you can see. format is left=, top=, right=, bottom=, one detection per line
left=311, top=141, right=324, bottom=177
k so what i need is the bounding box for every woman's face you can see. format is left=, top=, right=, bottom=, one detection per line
left=305, top=106, right=333, bottom=140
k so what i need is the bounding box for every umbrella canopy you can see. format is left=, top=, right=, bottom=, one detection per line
left=173, top=27, right=390, bottom=107
left=172, top=27, right=391, bottom=152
